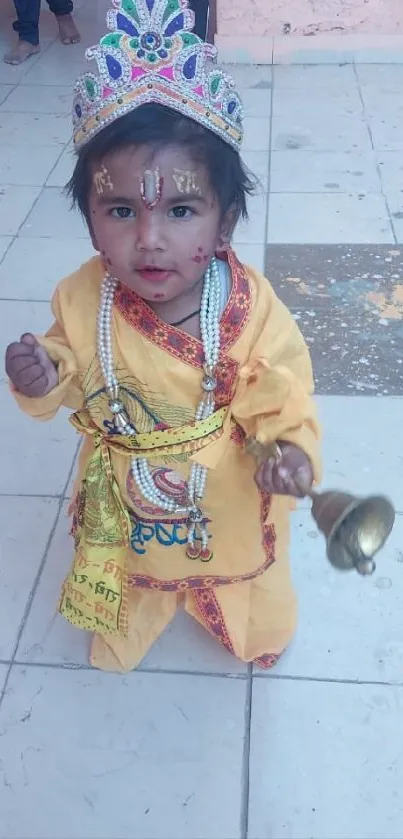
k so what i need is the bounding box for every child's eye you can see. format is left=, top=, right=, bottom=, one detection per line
left=169, top=206, right=195, bottom=219
left=110, top=207, right=135, bottom=219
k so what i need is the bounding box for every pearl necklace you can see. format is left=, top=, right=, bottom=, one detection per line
left=97, top=258, right=221, bottom=562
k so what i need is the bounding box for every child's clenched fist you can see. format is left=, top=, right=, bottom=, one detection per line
left=5, top=333, right=58, bottom=398
left=254, top=441, right=313, bottom=498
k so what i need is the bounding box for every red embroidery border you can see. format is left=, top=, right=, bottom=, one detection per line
left=193, top=588, right=235, bottom=657
left=254, top=653, right=281, bottom=669
left=114, top=249, right=250, bottom=407
left=127, top=489, right=276, bottom=592
left=193, top=589, right=283, bottom=669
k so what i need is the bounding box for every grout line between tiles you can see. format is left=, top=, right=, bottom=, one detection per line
left=0, top=492, right=63, bottom=499
left=2, top=658, right=249, bottom=680
left=3, top=657, right=403, bottom=688
left=0, top=297, right=52, bottom=304
left=240, top=664, right=253, bottom=839
left=253, top=671, right=403, bottom=687
left=263, top=69, right=274, bottom=262
left=353, top=62, right=398, bottom=246
left=0, top=234, right=17, bottom=267
left=0, top=441, right=80, bottom=709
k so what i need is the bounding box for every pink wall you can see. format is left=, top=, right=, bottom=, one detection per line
left=217, top=0, right=402, bottom=37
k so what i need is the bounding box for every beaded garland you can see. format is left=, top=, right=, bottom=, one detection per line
left=97, top=258, right=222, bottom=561
left=73, top=0, right=244, bottom=152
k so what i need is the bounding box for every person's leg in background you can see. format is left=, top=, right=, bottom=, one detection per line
left=4, top=0, right=41, bottom=65
left=189, top=0, right=209, bottom=40
left=47, top=0, right=80, bottom=45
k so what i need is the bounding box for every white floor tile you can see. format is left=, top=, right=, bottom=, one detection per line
left=268, top=192, right=394, bottom=244
left=0, top=145, right=63, bottom=186
left=2, top=84, right=72, bottom=114
left=0, top=55, right=42, bottom=85
left=0, top=665, right=246, bottom=839
left=18, top=51, right=90, bottom=87
left=222, top=63, right=272, bottom=89
left=235, top=192, right=267, bottom=243
left=267, top=509, right=403, bottom=683
left=272, top=113, right=372, bottom=153
left=386, top=193, right=403, bottom=242
left=16, top=505, right=91, bottom=668
left=272, top=85, right=363, bottom=117
left=0, top=112, right=71, bottom=146
left=0, top=238, right=96, bottom=300
left=0, top=380, right=78, bottom=495
left=20, top=187, right=89, bottom=239
left=318, top=395, right=403, bottom=507
left=270, top=150, right=381, bottom=194
left=274, top=63, right=358, bottom=90
left=0, top=299, right=78, bottom=495
left=0, top=497, right=59, bottom=660
left=242, top=117, right=271, bottom=151
left=0, top=664, right=7, bottom=692
left=241, top=88, right=271, bottom=118
left=356, top=64, right=403, bottom=88
left=240, top=151, right=269, bottom=197
left=231, top=242, right=266, bottom=274
left=377, top=151, right=403, bottom=191
left=0, top=185, right=41, bottom=236
left=0, top=84, right=13, bottom=105
left=368, top=114, right=403, bottom=152
left=0, top=235, right=12, bottom=261
left=18, top=508, right=247, bottom=674
left=46, top=143, right=76, bottom=187
left=360, top=88, right=403, bottom=119
left=249, top=679, right=403, bottom=839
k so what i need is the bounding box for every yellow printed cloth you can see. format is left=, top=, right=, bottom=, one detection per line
left=13, top=249, right=321, bottom=671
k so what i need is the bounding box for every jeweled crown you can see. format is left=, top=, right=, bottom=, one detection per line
left=73, top=0, right=243, bottom=151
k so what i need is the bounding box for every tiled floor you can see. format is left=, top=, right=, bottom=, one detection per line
left=0, top=2, right=403, bottom=838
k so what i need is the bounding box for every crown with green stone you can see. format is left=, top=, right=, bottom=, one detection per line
left=72, top=0, right=244, bottom=151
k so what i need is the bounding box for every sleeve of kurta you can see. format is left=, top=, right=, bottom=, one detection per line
left=12, top=285, right=84, bottom=421
left=231, top=278, right=321, bottom=482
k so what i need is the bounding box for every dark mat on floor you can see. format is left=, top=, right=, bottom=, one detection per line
left=266, top=244, right=403, bottom=395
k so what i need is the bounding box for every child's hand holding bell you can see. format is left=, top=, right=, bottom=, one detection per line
left=254, top=441, right=313, bottom=498
left=5, top=333, right=58, bottom=398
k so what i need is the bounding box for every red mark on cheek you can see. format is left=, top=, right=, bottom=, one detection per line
left=192, top=247, right=209, bottom=264
left=153, top=293, right=165, bottom=300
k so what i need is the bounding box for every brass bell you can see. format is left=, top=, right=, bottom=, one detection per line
left=246, top=438, right=395, bottom=576
left=307, top=488, right=395, bottom=576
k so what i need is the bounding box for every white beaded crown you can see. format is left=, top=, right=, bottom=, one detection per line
left=73, top=0, right=244, bottom=151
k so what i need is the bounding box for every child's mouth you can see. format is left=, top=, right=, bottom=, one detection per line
left=137, top=266, right=171, bottom=283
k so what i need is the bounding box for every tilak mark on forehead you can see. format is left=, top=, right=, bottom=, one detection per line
left=172, top=169, right=201, bottom=195
left=94, top=165, right=114, bottom=195
left=140, top=168, right=164, bottom=210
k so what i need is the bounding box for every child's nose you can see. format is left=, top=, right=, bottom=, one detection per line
left=136, top=212, right=164, bottom=251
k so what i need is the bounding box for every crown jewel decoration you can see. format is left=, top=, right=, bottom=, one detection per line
left=73, top=0, right=244, bottom=151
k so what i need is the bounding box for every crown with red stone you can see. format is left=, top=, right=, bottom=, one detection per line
left=72, top=0, right=244, bottom=151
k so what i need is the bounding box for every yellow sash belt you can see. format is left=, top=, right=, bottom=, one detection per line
left=59, top=406, right=227, bottom=637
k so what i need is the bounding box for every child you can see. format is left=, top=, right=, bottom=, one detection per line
left=5, top=0, right=320, bottom=673
left=5, top=0, right=80, bottom=66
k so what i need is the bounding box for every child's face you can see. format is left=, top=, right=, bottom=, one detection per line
left=88, top=143, right=233, bottom=305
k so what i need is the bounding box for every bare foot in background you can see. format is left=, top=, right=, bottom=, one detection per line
left=4, top=40, right=40, bottom=65
left=56, top=14, right=80, bottom=45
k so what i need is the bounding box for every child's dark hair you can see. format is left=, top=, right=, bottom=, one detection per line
left=67, top=104, right=256, bottom=223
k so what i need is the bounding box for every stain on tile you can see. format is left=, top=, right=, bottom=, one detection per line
left=265, top=244, right=403, bottom=395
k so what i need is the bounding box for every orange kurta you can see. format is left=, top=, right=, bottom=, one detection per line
left=13, top=249, right=321, bottom=672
